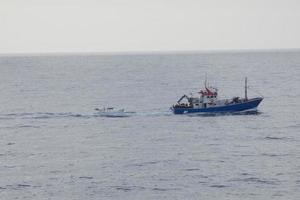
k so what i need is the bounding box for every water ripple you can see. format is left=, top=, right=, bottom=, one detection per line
left=261, top=153, right=291, bottom=157
left=265, top=136, right=288, bottom=140
left=230, top=177, right=280, bottom=185
left=17, top=184, right=31, bottom=188
left=152, top=187, right=180, bottom=191
left=112, top=186, right=146, bottom=192
left=210, top=184, right=229, bottom=188
left=184, top=168, right=200, bottom=171
left=79, top=176, right=93, bottom=179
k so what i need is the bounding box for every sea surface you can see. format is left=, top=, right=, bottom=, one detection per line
left=0, top=51, right=299, bottom=200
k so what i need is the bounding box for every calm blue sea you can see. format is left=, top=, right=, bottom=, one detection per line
left=0, top=51, right=300, bottom=199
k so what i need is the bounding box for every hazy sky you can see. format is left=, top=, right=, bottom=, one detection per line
left=1, top=0, right=300, bottom=53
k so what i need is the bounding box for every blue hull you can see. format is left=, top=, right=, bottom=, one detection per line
left=172, top=97, right=263, bottom=114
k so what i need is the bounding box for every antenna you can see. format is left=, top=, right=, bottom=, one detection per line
left=245, top=77, right=248, bottom=100
left=204, top=73, right=207, bottom=88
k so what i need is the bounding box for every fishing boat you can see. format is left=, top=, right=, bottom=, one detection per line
left=171, top=78, right=263, bottom=114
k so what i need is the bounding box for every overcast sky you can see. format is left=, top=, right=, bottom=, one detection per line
left=1, top=0, right=300, bottom=53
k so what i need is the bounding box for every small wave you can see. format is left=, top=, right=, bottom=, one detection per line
left=127, top=161, right=160, bottom=167
left=239, top=154, right=255, bottom=157
left=152, top=187, right=168, bottom=191
left=210, top=184, right=229, bottom=188
left=288, top=124, right=300, bottom=129
left=240, top=173, right=252, bottom=176
left=230, top=177, right=279, bottom=185
left=115, top=186, right=131, bottom=192
left=17, top=184, right=31, bottom=188
left=261, top=153, right=290, bottom=157
left=79, top=176, right=93, bottom=179
left=152, top=187, right=179, bottom=191
left=126, top=159, right=176, bottom=168
left=184, top=168, right=200, bottom=171
left=49, top=170, right=62, bottom=174
left=0, top=117, right=14, bottom=120
left=195, top=175, right=209, bottom=179
left=17, top=125, right=40, bottom=128
left=265, top=136, right=288, bottom=140
left=112, top=186, right=145, bottom=192
left=0, top=125, right=41, bottom=130
left=2, top=113, right=34, bottom=117
left=272, top=193, right=284, bottom=197
left=4, top=165, right=17, bottom=168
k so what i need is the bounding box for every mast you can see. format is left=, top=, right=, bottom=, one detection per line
left=245, top=77, right=248, bottom=100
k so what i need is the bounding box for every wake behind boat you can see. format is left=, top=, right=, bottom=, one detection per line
left=94, top=107, right=130, bottom=117
left=171, top=78, right=263, bottom=114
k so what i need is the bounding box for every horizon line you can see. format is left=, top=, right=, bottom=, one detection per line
left=1, top=48, right=300, bottom=57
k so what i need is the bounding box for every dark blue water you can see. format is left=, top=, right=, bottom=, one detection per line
left=0, top=51, right=300, bottom=199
